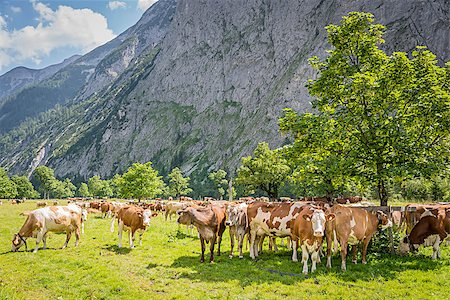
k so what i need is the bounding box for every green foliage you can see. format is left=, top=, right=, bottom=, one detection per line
left=236, top=142, right=291, bottom=200
left=167, top=167, right=192, bottom=199
left=11, top=175, right=39, bottom=199
left=0, top=168, right=17, bottom=199
left=116, top=162, right=165, bottom=200
left=33, top=166, right=57, bottom=199
left=77, top=182, right=90, bottom=197
left=208, top=170, right=228, bottom=200
left=88, top=176, right=113, bottom=198
left=305, top=12, right=450, bottom=205
left=52, top=178, right=76, bottom=199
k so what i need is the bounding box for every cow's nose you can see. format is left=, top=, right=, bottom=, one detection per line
left=225, top=221, right=231, bottom=226
left=314, top=231, right=323, bottom=237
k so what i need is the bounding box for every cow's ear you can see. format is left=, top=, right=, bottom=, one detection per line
left=302, top=214, right=311, bottom=221
left=326, top=213, right=335, bottom=221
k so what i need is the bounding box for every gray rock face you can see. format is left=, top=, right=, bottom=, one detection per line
left=0, top=0, right=449, bottom=194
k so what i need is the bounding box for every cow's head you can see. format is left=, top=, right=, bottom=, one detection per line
left=303, top=209, right=335, bottom=237
left=398, top=236, right=418, bottom=255
left=225, top=206, right=238, bottom=226
left=177, top=209, right=192, bottom=225
left=376, top=211, right=392, bottom=229
left=11, top=233, right=27, bottom=252
left=142, top=210, right=152, bottom=227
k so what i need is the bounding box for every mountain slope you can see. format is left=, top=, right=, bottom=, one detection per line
left=0, top=0, right=449, bottom=196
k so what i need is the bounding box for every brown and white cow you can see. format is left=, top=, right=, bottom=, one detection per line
left=177, top=204, right=226, bottom=263
left=399, top=208, right=450, bottom=259
left=36, top=201, right=47, bottom=207
left=291, top=206, right=335, bottom=274
left=101, top=202, right=114, bottom=218
left=325, top=205, right=392, bottom=271
left=12, top=205, right=82, bottom=253
left=110, top=205, right=152, bottom=248
left=226, top=202, right=248, bottom=258
left=403, top=204, right=450, bottom=234
left=247, top=201, right=306, bottom=259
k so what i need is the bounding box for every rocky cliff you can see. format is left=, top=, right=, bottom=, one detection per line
left=0, top=0, right=448, bottom=195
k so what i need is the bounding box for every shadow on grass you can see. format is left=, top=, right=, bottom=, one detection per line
left=103, top=244, right=132, bottom=254
left=168, top=248, right=445, bottom=287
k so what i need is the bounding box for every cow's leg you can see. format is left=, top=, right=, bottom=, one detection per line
left=432, top=237, right=441, bottom=260
left=361, top=238, right=370, bottom=264
left=268, top=236, right=272, bottom=251
left=81, top=221, right=85, bottom=234
left=217, top=233, right=222, bottom=256
left=139, top=231, right=144, bottom=246
left=42, top=232, right=48, bottom=250
left=238, top=232, right=244, bottom=259
left=200, top=237, right=206, bottom=263
left=229, top=229, right=235, bottom=258
left=351, top=245, right=358, bottom=264
left=129, top=230, right=135, bottom=249
left=311, top=250, right=319, bottom=273
left=118, top=220, right=124, bottom=248
left=165, top=210, right=168, bottom=221
left=292, top=239, right=299, bottom=262
left=34, top=229, right=45, bottom=253
left=287, top=237, right=292, bottom=250
left=340, top=240, right=348, bottom=271
left=74, top=227, right=80, bottom=247
left=62, top=230, right=72, bottom=249
left=272, top=237, right=279, bottom=252
left=301, top=243, right=309, bottom=274
left=209, top=236, right=216, bottom=263
left=326, top=231, right=333, bottom=268
left=249, top=231, right=256, bottom=259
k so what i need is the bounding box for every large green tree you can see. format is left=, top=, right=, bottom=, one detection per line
left=208, top=169, right=229, bottom=200
left=77, top=182, right=90, bottom=197
left=167, top=167, right=192, bottom=199
left=0, top=168, right=18, bottom=199
left=11, top=175, right=39, bottom=199
left=88, top=176, right=113, bottom=198
left=33, top=166, right=57, bottom=199
left=236, top=142, right=291, bottom=200
left=306, top=12, right=450, bottom=205
left=116, top=162, right=165, bottom=201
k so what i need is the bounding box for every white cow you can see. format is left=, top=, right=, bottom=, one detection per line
left=12, top=206, right=82, bottom=253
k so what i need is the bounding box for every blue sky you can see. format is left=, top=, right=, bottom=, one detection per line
left=0, top=0, right=159, bottom=75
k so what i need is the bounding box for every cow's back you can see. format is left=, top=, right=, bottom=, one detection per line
left=117, top=206, right=144, bottom=229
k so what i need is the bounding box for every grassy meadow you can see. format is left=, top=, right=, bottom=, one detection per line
left=0, top=200, right=449, bottom=299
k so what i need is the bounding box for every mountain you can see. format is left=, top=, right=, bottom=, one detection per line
left=0, top=0, right=449, bottom=196
left=0, top=55, right=81, bottom=101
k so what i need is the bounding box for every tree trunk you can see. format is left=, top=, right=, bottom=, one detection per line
left=228, top=178, right=233, bottom=201
left=377, top=178, right=388, bottom=206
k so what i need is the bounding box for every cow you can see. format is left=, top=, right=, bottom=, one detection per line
left=403, top=204, right=449, bottom=234
left=291, top=206, right=335, bottom=274
left=165, top=201, right=190, bottom=221
left=325, top=205, right=392, bottom=271
left=110, top=205, right=152, bottom=248
left=225, top=202, right=248, bottom=258
left=177, top=204, right=226, bottom=263
left=89, top=201, right=101, bottom=210
left=0, top=200, right=2, bottom=205
left=399, top=208, right=450, bottom=259
left=101, top=202, right=114, bottom=218
left=11, top=205, right=82, bottom=253
left=36, top=201, right=47, bottom=207
left=247, top=201, right=306, bottom=259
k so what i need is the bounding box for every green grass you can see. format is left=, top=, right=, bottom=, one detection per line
left=1, top=201, right=449, bottom=299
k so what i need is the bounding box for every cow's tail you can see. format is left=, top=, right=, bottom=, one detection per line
left=332, top=229, right=338, bottom=254
left=110, top=215, right=116, bottom=233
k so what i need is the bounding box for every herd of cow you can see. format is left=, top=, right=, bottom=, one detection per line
left=7, top=197, right=450, bottom=274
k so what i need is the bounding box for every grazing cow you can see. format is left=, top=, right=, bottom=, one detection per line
left=225, top=202, right=248, bottom=258
left=110, top=205, right=152, bottom=248
left=36, top=201, right=47, bottom=207
left=399, top=208, right=450, bottom=259
left=165, top=201, right=189, bottom=220
left=12, top=206, right=82, bottom=253
left=291, top=206, right=335, bottom=274
left=52, top=200, right=59, bottom=206
left=101, top=202, right=114, bottom=218
left=403, top=204, right=449, bottom=234
left=177, top=204, right=226, bottom=263
left=154, top=201, right=164, bottom=212
left=89, top=201, right=101, bottom=210
left=325, top=205, right=392, bottom=271
left=247, top=201, right=306, bottom=259
left=11, top=200, right=18, bottom=205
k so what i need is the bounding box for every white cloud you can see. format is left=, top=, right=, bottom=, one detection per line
left=108, top=1, right=127, bottom=10
left=11, top=6, right=22, bottom=13
left=0, top=2, right=116, bottom=70
left=137, top=0, right=159, bottom=11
